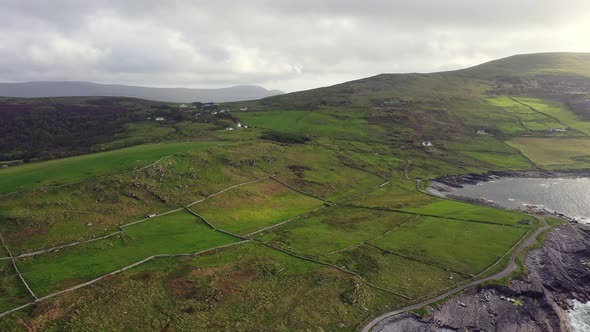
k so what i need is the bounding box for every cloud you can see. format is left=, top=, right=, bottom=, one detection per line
left=0, top=0, right=589, bottom=91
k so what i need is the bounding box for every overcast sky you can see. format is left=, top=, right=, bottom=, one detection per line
left=1, top=0, right=590, bottom=92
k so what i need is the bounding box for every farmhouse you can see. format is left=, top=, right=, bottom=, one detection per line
left=421, top=141, right=433, bottom=147
left=226, top=127, right=235, bottom=131
left=147, top=213, right=157, bottom=218
left=240, top=107, right=248, bottom=111
left=476, top=129, right=487, bottom=135
left=550, top=128, right=567, bottom=132
left=155, top=117, right=165, bottom=121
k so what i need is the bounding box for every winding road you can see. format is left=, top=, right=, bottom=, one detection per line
left=361, top=161, right=551, bottom=332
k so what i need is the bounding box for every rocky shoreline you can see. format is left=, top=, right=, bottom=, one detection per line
left=374, top=224, right=590, bottom=332
left=428, top=170, right=590, bottom=223
left=374, top=222, right=590, bottom=331
left=374, top=170, right=590, bottom=331
left=430, top=169, right=590, bottom=190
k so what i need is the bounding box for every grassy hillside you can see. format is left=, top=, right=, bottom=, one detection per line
left=0, top=53, right=589, bottom=331
left=458, top=52, right=590, bottom=78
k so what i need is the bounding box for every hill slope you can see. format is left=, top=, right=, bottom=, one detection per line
left=1, top=52, right=590, bottom=331
left=0, top=81, right=283, bottom=102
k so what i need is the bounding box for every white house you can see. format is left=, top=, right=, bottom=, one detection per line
left=226, top=127, right=235, bottom=131
left=178, top=104, right=188, bottom=108
left=476, top=129, right=487, bottom=135
left=551, top=128, right=567, bottom=132
left=236, top=122, right=242, bottom=128
left=240, top=107, right=248, bottom=111
left=155, top=117, right=165, bottom=121
left=421, top=141, right=433, bottom=147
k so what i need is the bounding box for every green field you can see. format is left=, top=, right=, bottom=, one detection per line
left=258, top=206, right=417, bottom=257
left=0, top=141, right=220, bottom=193
left=17, top=211, right=237, bottom=296
left=370, top=216, right=528, bottom=274
left=488, top=97, right=564, bottom=132
left=513, top=97, right=590, bottom=135
left=238, top=110, right=381, bottom=141
left=0, top=261, right=32, bottom=311
left=507, top=137, right=590, bottom=166
left=401, top=199, right=529, bottom=225
left=192, top=179, right=324, bottom=235
left=447, top=136, right=533, bottom=169
left=325, top=245, right=466, bottom=299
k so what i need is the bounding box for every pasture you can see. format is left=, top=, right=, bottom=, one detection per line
left=507, top=137, right=590, bottom=166
left=0, top=141, right=219, bottom=193
left=16, top=211, right=237, bottom=296
left=191, top=178, right=324, bottom=235
left=369, top=216, right=529, bottom=274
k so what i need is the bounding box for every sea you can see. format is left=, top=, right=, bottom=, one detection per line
left=445, top=177, right=590, bottom=224
left=439, top=177, right=590, bottom=330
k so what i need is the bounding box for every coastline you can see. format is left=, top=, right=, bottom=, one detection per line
left=371, top=171, right=590, bottom=332
left=372, top=222, right=590, bottom=332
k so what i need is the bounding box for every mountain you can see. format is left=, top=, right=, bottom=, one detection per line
left=0, top=81, right=284, bottom=103
left=232, top=52, right=590, bottom=111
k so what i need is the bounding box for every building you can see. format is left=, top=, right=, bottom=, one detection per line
left=147, top=213, right=157, bottom=218
left=421, top=141, right=433, bottom=147
left=551, top=128, right=567, bottom=132
left=178, top=104, right=188, bottom=108
left=155, top=117, right=165, bottom=121
left=226, top=127, right=235, bottom=131
left=476, top=129, right=487, bottom=135
left=240, top=107, right=248, bottom=111
left=236, top=122, right=242, bottom=128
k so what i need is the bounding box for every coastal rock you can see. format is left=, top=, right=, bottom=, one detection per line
left=375, top=223, right=590, bottom=332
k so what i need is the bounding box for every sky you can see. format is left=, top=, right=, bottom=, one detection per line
left=1, top=0, right=590, bottom=92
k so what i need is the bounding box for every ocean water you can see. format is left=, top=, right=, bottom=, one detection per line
left=446, top=177, right=590, bottom=224
left=569, top=300, right=590, bottom=332
left=442, top=177, right=590, bottom=329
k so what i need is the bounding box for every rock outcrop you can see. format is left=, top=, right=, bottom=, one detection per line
left=375, top=223, right=590, bottom=332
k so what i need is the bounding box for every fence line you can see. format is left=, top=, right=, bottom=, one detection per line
left=0, top=234, right=37, bottom=300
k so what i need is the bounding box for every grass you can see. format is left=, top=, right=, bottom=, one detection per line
left=192, top=179, right=324, bottom=235
left=7, top=242, right=405, bottom=331
left=487, top=97, right=564, bottom=132
left=0, top=141, right=220, bottom=193
left=238, top=109, right=381, bottom=141
left=0, top=143, right=271, bottom=253
left=0, top=261, right=32, bottom=311
left=257, top=206, right=417, bottom=257
left=369, top=216, right=528, bottom=275
left=16, top=211, right=237, bottom=296
left=446, top=135, right=533, bottom=169
left=260, top=143, right=386, bottom=201
left=507, top=137, right=590, bottom=166
left=513, top=97, right=590, bottom=135
left=401, top=199, right=529, bottom=225
left=326, top=245, right=466, bottom=299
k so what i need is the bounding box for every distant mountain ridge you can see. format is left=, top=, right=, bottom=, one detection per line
left=0, top=81, right=284, bottom=103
